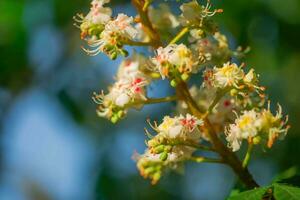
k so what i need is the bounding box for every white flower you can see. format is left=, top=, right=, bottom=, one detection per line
left=158, top=114, right=203, bottom=141
left=225, top=105, right=289, bottom=151
left=149, top=4, right=179, bottom=30
left=225, top=110, right=261, bottom=151
left=117, top=53, right=153, bottom=79
left=86, top=0, right=112, bottom=24
left=93, top=73, right=150, bottom=120
left=83, top=14, right=138, bottom=58
left=211, top=62, right=244, bottom=88
left=260, top=104, right=289, bottom=148
left=179, top=0, right=222, bottom=27
left=152, top=44, right=197, bottom=79
left=213, top=32, right=228, bottom=49
left=134, top=23, right=150, bottom=42
left=74, top=0, right=112, bottom=39
left=105, top=14, right=138, bottom=39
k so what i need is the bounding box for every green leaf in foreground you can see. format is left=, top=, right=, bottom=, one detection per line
left=227, top=187, right=269, bottom=200
left=273, top=183, right=300, bottom=200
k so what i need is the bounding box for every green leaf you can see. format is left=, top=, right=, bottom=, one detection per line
left=278, top=175, right=300, bottom=187
left=273, top=183, right=300, bottom=200
left=228, top=187, right=269, bottom=200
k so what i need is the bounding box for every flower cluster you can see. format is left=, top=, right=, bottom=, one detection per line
left=203, top=62, right=265, bottom=101
left=93, top=54, right=151, bottom=123
left=152, top=44, right=198, bottom=84
left=75, top=0, right=290, bottom=188
left=225, top=104, right=289, bottom=151
left=74, top=0, right=112, bottom=39
left=136, top=114, right=204, bottom=184
left=75, top=0, right=142, bottom=59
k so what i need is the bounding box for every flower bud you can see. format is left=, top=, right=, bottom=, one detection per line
left=164, top=145, right=172, bottom=152
left=147, top=139, right=157, bottom=147
left=181, top=73, right=189, bottom=81
left=110, top=115, right=119, bottom=124
left=151, top=172, right=161, bottom=185
left=110, top=52, right=118, bottom=60
left=120, top=49, right=129, bottom=57
left=159, top=152, right=168, bottom=161
left=230, top=88, right=238, bottom=96
left=154, top=145, right=165, bottom=154
left=253, top=136, right=261, bottom=145
left=170, top=79, right=177, bottom=87
left=117, top=110, right=124, bottom=118
left=144, top=166, right=156, bottom=175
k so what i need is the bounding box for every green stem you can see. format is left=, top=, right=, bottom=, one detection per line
left=172, top=141, right=215, bottom=152
left=144, top=96, right=177, bottom=104
left=143, top=0, right=153, bottom=11
left=169, top=27, right=189, bottom=45
left=189, top=156, right=224, bottom=164
left=125, top=96, right=177, bottom=108
left=242, top=143, right=254, bottom=168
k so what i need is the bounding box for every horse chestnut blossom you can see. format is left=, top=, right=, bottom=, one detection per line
left=74, top=0, right=112, bottom=39
left=75, top=0, right=290, bottom=190
left=152, top=44, right=198, bottom=83
left=135, top=114, right=205, bottom=184
left=93, top=54, right=151, bottom=123
left=226, top=105, right=289, bottom=152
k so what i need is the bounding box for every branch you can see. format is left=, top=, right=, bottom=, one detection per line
left=176, top=81, right=259, bottom=188
left=131, top=0, right=162, bottom=48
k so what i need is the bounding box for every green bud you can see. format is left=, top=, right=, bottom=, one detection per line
left=152, top=172, right=161, bottom=184
left=120, top=49, right=129, bottom=57
left=144, top=166, right=156, bottom=175
left=150, top=72, right=161, bottom=79
left=159, top=152, right=168, bottom=161
left=147, top=140, right=157, bottom=147
left=117, top=110, right=124, bottom=118
left=230, top=88, right=238, bottom=96
left=181, top=73, right=189, bottom=81
left=164, top=145, right=172, bottom=152
left=154, top=145, right=165, bottom=154
left=253, top=136, right=261, bottom=145
left=104, top=45, right=114, bottom=52
left=110, top=52, right=118, bottom=60
left=110, top=115, right=119, bottom=124
left=170, top=79, right=177, bottom=87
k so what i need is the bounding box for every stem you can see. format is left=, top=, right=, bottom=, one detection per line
left=169, top=27, right=189, bottom=45
left=176, top=81, right=259, bottom=189
left=143, top=0, right=153, bottom=11
left=242, top=142, right=253, bottom=168
left=125, top=96, right=177, bottom=108
left=144, top=96, right=177, bottom=104
left=172, top=141, right=215, bottom=152
left=124, top=39, right=154, bottom=47
left=131, top=0, right=162, bottom=48
left=203, top=88, right=230, bottom=118
left=189, top=156, right=224, bottom=164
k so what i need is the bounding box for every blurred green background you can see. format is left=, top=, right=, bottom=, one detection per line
left=0, top=0, right=300, bottom=199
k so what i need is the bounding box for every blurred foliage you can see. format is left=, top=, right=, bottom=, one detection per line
left=1, top=0, right=300, bottom=199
